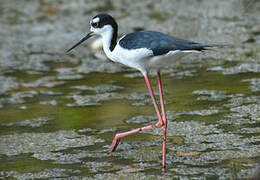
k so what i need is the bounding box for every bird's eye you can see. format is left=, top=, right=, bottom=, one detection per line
left=91, top=22, right=98, bottom=28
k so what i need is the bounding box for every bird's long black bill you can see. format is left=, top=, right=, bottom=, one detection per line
left=66, top=32, right=93, bottom=53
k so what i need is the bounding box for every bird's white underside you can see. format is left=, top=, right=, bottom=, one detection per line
left=94, top=25, right=201, bottom=75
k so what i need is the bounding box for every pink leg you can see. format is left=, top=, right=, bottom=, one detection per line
left=109, top=124, right=159, bottom=153
left=109, top=73, right=164, bottom=153
left=144, top=73, right=164, bottom=126
left=157, top=71, right=167, bottom=169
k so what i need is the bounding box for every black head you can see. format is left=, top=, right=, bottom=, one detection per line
left=90, top=14, right=118, bottom=31
left=66, top=13, right=118, bottom=53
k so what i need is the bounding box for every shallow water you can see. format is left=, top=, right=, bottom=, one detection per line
left=0, top=0, right=259, bottom=179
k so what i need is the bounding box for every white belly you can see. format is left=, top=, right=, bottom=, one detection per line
left=104, top=43, right=200, bottom=74
left=105, top=44, right=153, bottom=73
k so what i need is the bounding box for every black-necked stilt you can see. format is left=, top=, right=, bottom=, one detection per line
left=67, top=13, right=224, bottom=169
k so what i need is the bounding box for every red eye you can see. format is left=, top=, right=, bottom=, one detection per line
left=91, top=22, right=98, bottom=28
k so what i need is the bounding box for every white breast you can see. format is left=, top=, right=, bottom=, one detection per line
left=111, top=45, right=153, bottom=71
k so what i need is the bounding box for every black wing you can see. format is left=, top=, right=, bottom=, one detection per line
left=119, top=31, right=223, bottom=56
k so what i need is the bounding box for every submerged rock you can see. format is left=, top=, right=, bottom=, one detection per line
left=243, top=78, right=260, bottom=92
left=71, top=84, right=124, bottom=93
left=33, top=151, right=87, bottom=164
left=67, top=93, right=119, bottom=107
left=8, top=90, right=38, bottom=104
left=22, top=76, right=65, bottom=88
left=230, top=103, right=260, bottom=121
left=0, top=168, right=78, bottom=180
left=77, top=59, right=127, bottom=74
left=0, top=130, right=103, bottom=156
left=192, top=90, right=227, bottom=101
left=0, top=76, right=19, bottom=96
left=56, top=67, right=84, bottom=80
left=223, top=64, right=260, bottom=75
left=126, top=115, right=157, bottom=124
left=3, top=117, right=52, bottom=128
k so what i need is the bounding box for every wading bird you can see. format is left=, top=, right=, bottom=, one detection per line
left=67, top=13, right=223, bottom=169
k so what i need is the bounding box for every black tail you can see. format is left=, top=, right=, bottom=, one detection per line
left=191, top=43, right=228, bottom=51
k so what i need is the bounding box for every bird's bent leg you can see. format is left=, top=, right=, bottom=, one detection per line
left=157, top=71, right=168, bottom=169
left=109, top=73, right=165, bottom=153
left=109, top=124, right=161, bottom=153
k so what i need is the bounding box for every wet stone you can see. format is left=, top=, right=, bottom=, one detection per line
left=168, top=144, right=259, bottom=168
left=77, top=59, right=127, bottom=74
left=223, top=95, right=259, bottom=108
left=237, top=168, right=258, bottom=180
left=84, top=161, right=113, bottom=173
left=67, top=92, right=156, bottom=107
left=93, top=171, right=156, bottom=180
left=8, top=90, right=38, bottom=104
left=207, top=66, right=224, bottom=72
left=243, top=78, right=260, bottom=92
left=33, top=151, right=87, bottom=164
left=18, top=54, right=52, bottom=72
left=22, top=76, right=65, bottom=88
left=169, top=165, right=242, bottom=179
left=123, top=72, right=143, bottom=78
left=173, top=109, right=220, bottom=116
left=79, top=150, right=112, bottom=159
left=229, top=103, right=260, bottom=122
left=0, top=168, right=78, bottom=180
left=58, top=74, right=84, bottom=80
left=170, top=165, right=217, bottom=177
left=125, top=93, right=156, bottom=105
left=78, top=128, right=93, bottom=133
left=98, top=128, right=117, bottom=134
left=153, top=120, right=221, bottom=137
left=124, top=68, right=197, bottom=79
left=0, top=76, right=19, bottom=96
left=0, top=130, right=104, bottom=156
left=169, top=69, right=197, bottom=79
left=110, top=140, right=162, bottom=162
left=198, top=146, right=259, bottom=164
left=0, top=99, right=6, bottom=109
left=2, top=117, right=52, bottom=128
left=56, top=67, right=84, bottom=80
left=223, top=63, right=260, bottom=75
left=19, top=105, right=28, bottom=110
left=180, top=133, right=250, bottom=152
left=192, top=90, right=227, bottom=101
left=126, top=115, right=157, bottom=124
left=71, top=84, right=124, bottom=93
left=238, top=127, right=260, bottom=134
left=40, top=100, right=58, bottom=106
left=67, top=93, right=119, bottom=107
left=25, top=71, right=44, bottom=75
left=40, top=90, right=63, bottom=96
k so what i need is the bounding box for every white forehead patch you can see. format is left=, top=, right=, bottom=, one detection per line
left=92, top=17, right=100, bottom=23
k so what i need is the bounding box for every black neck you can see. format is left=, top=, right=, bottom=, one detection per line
left=109, top=26, right=118, bottom=52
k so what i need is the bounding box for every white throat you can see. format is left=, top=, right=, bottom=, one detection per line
left=96, top=25, right=115, bottom=60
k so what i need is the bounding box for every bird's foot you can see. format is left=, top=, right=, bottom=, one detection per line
left=109, top=135, right=121, bottom=153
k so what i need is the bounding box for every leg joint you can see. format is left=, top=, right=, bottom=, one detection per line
left=155, top=121, right=164, bottom=128
left=115, top=134, right=122, bottom=139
